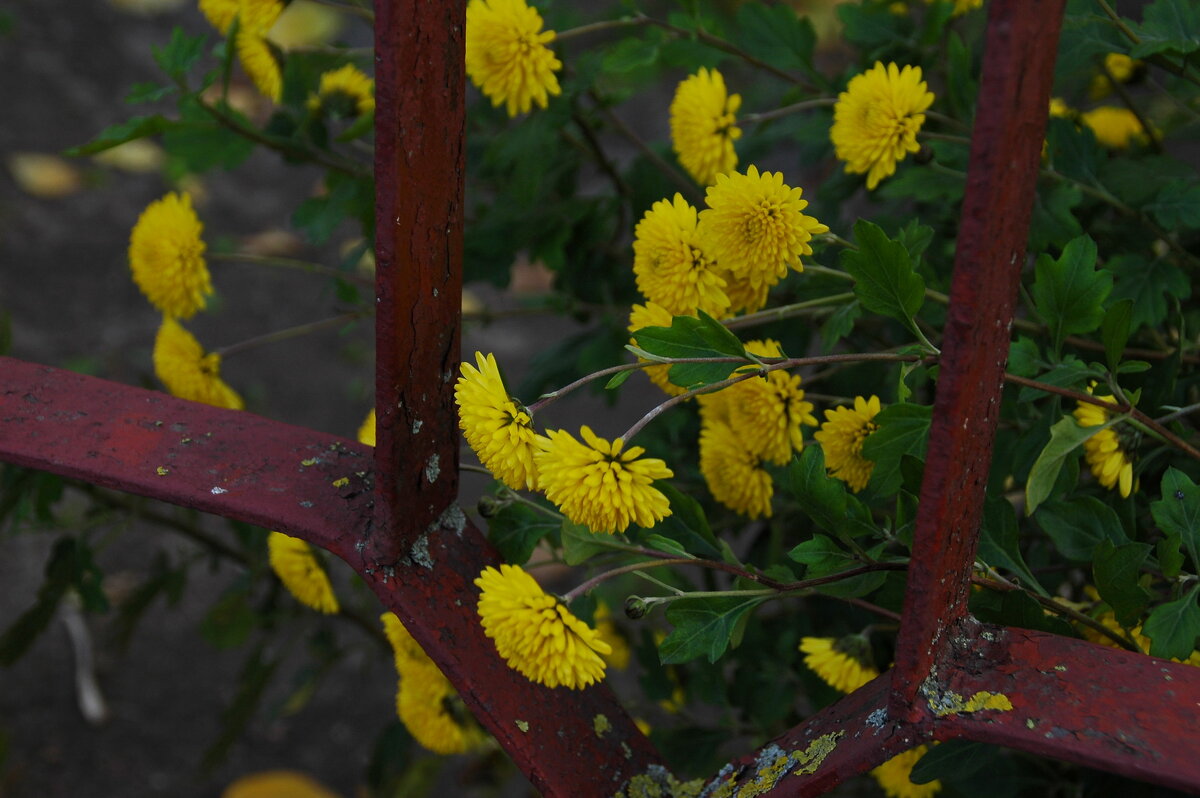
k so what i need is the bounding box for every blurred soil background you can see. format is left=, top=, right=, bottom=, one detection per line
left=0, top=1, right=626, bottom=795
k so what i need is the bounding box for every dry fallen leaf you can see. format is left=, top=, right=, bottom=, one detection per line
left=7, top=153, right=83, bottom=198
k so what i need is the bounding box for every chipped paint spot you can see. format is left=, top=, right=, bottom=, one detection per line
left=301, top=458, right=318, bottom=466
left=299, top=501, right=314, bottom=508
left=1026, top=718, right=1038, bottom=729
left=156, top=466, right=169, bottom=476
left=593, top=713, right=611, bottom=738
left=211, top=486, right=228, bottom=495
left=430, top=504, right=467, bottom=537
left=702, top=733, right=843, bottom=797
left=425, top=453, right=440, bottom=483
left=515, top=720, right=529, bottom=733
left=411, top=419, right=423, bottom=434
left=621, top=741, right=633, bottom=760
left=922, top=679, right=1014, bottom=717
left=866, top=707, right=888, bottom=728
left=1054, top=664, right=1067, bottom=672
left=332, top=477, right=349, bottom=488
left=411, top=534, right=433, bottom=569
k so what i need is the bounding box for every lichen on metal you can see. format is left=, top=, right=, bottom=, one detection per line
left=594, top=713, right=612, bottom=738
left=612, top=765, right=703, bottom=798
left=704, top=733, right=844, bottom=797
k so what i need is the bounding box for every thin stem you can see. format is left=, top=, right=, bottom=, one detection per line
left=209, top=252, right=374, bottom=287
left=813, top=233, right=858, bottom=251
left=215, top=311, right=366, bottom=359
left=528, top=361, right=667, bottom=413
left=722, top=293, right=855, bottom=331
left=741, top=98, right=836, bottom=126
left=925, top=110, right=969, bottom=132
left=1156, top=402, right=1200, bottom=424
left=804, top=263, right=856, bottom=282
left=920, top=131, right=972, bottom=146
left=554, top=17, right=641, bottom=42
left=929, top=160, right=968, bottom=180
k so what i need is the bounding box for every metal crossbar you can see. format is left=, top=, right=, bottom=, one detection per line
left=2, top=1, right=1199, bottom=795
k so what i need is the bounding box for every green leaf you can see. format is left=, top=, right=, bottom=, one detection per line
left=1142, top=586, right=1200, bottom=660
left=152, top=27, right=208, bottom=79
left=605, top=369, right=634, bottom=390
left=972, top=590, right=1075, bottom=637
left=1092, top=540, right=1152, bottom=628
left=1029, top=182, right=1083, bottom=251
left=643, top=535, right=690, bottom=558
left=1046, top=116, right=1100, bottom=185
left=633, top=310, right=751, bottom=390
left=1031, top=235, right=1111, bottom=352
left=201, top=585, right=257, bottom=649
left=911, top=740, right=994, bottom=784
left=1146, top=181, right=1200, bottom=229
left=978, top=497, right=1047, bottom=596
left=125, top=81, right=178, bottom=104
left=1158, top=534, right=1186, bottom=580
left=561, top=520, right=621, bottom=565
left=601, top=36, right=659, bottom=73
left=1007, top=336, right=1041, bottom=378
left=65, top=114, right=174, bottom=156
left=840, top=220, right=925, bottom=340
left=487, top=502, right=559, bottom=566
left=1026, top=414, right=1117, bottom=514
left=163, top=98, right=255, bottom=173
left=819, top=300, right=861, bottom=353
left=878, top=164, right=964, bottom=203
left=1016, top=356, right=1101, bottom=403
left=783, top=446, right=875, bottom=538
left=1129, top=0, right=1200, bottom=58
left=1107, top=254, right=1191, bottom=331
left=1036, top=497, right=1130, bottom=562
left=0, top=537, right=77, bottom=666
left=1100, top=299, right=1134, bottom=374
left=1151, top=468, right=1200, bottom=573
left=735, top=3, right=815, bottom=74
left=291, top=171, right=374, bottom=244
left=862, top=403, right=931, bottom=496
left=202, top=645, right=279, bottom=770
left=660, top=595, right=766, bottom=664
left=787, top=534, right=858, bottom=575
left=641, top=482, right=731, bottom=563
left=837, top=2, right=911, bottom=57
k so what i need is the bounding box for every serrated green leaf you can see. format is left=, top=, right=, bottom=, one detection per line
left=1158, top=534, right=1186, bottom=580
left=65, top=115, right=174, bottom=156
left=1107, top=254, right=1191, bottom=331
left=837, top=2, right=911, bottom=57
left=634, top=311, right=751, bottom=389
left=1031, top=235, right=1110, bottom=353
left=1026, top=414, right=1117, bottom=514
left=783, top=446, right=876, bottom=538
left=601, top=36, right=659, bottom=73
left=1129, top=0, right=1200, bottom=58
left=1146, top=180, right=1200, bottom=229
left=735, top=3, right=815, bottom=74
left=819, top=300, right=861, bottom=353
left=1007, top=336, right=1041, bottom=378
left=642, top=482, right=731, bottom=563
left=1142, top=586, right=1200, bottom=660
left=1016, top=356, right=1101, bottom=403
left=787, top=534, right=857, bottom=575
left=1101, top=299, right=1134, bottom=373
left=487, top=502, right=559, bottom=565
left=152, top=27, right=208, bottom=79
left=660, top=595, right=765, bottom=664
left=1036, top=497, right=1130, bottom=562
left=125, top=82, right=178, bottom=105
left=163, top=99, right=254, bottom=173
left=841, top=220, right=925, bottom=339
left=1092, top=540, right=1152, bottom=628
left=1151, top=468, right=1200, bottom=573
left=862, top=403, right=931, bottom=496
left=979, top=497, right=1048, bottom=596
left=1029, top=181, right=1084, bottom=251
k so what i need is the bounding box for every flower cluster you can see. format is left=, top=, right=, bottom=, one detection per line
left=698, top=339, right=816, bottom=518
left=465, top=0, right=562, bottom=116
left=831, top=62, right=934, bottom=190
left=267, top=531, right=339, bottom=614
left=475, top=564, right=612, bottom=689
left=454, top=351, right=675, bottom=533
left=382, top=613, right=489, bottom=754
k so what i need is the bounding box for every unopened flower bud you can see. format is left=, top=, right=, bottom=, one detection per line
left=477, top=495, right=505, bottom=518
left=624, top=596, right=649, bottom=620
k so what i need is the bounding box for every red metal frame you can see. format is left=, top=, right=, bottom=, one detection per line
left=2, top=1, right=1198, bottom=795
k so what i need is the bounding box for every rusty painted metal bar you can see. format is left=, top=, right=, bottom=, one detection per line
left=371, top=0, right=465, bottom=565
left=890, top=0, right=1067, bottom=717
left=0, top=358, right=663, bottom=796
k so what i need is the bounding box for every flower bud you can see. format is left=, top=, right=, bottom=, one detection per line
left=624, top=596, right=649, bottom=620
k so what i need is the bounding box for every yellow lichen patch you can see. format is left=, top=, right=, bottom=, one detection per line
left=331, top=477, right=349, bottom=487
left=515, top=719, right=529, bottom=732
left=704, top=733, right=844, bottom=798
left=593, top=713, right=611, bottom=737
left=613, top=767, right=704, bottom=798
left=925, top=683, right=1013, bottom=718
left=301, top=458, right=318, bottom=466
left=156, top=466, right=170, bottom=476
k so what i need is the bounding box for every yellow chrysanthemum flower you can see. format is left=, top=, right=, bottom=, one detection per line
left=830, top=62, right=934, bottom=190
left=535, top=426, right=673, bottom=534
left=1080, top=106, right=1149, bottom=149
left=307, top=63, right=375, bottom=116
left=814, top=395, right=882, bottom=492
left=475, top=563, right=612, bottom=689
left=799, top=635, right=878, bottom=693
left=454, top=351, right=541, bottom=490
left=699, top=419, right=773, bottom=519
left=669, top=67, right=742, bottom=186
left=632, top=194, right=730, bottom=318
left=380, top=612, right=489, bottom=754
left=1073, top=391, right=1135, bottom=498
left=1090, top=53, right=1141, bottom=99
left=267, top=531, right=339, bottom=614
left=1049, top=97, right=1073, bottom=119
left=871, top=745, right=942, bottom=798
left=199, top=0, right=238, bottom=33
left=153, top=317, right=245, bottom=410
left=628, top=301, right=689, bottom=397
left=1076, top=601, right=1200, bottom=666
left=595, top=605, right=632, bottom=671
left=357, top=408, right=376, bottom=446
left=128, top=192, right=211, bottom=319
left=236, top=0, right=285, bottom=102
left=699, top=166, right=828, bottom=300
left=465, top=0, right=562, bottom=116
left=727, top=369, right=817, bottom=466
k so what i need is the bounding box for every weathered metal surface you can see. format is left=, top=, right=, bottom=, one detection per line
left=371, top=0, right=465, bottom=564
left=936, top=624, right=1200, bottom=795
left=891, top=0, right=1067, bottom=714
left=0, top=357, right=663, bottom=796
